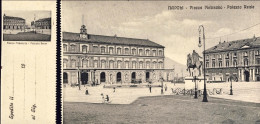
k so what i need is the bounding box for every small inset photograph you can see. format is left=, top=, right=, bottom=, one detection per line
left=3, top=10, right=51, bottom=41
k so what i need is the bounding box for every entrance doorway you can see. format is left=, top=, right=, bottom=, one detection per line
left=244, top=70, right=250, bottom=82
left=131, top=72, right=136, bottom=83
left=63, top=72, right=68, bottom=84
left=117, top=72, right=122, bottom=82
left=100, top=72, right=106, bottom=82
left=81, top=72, right=88, bottom=84
left=146, top=72, right=150, bottom=81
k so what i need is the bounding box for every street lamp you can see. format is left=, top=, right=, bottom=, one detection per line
left=199, top=25, right=208, bottom=102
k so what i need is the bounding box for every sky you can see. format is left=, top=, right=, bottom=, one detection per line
left=62, top=1, right=260, bottom=65
left=3, top=10, right=51, bottom=26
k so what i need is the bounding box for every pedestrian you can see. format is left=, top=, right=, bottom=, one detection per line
left=106, top=95, right=110, bottom=102
left=101, top=93, right=105, bottom=103
left=85, top=87, right=89, bottom=95
left=149, top=85, right=152, bottom=93
left=165, top=84, right=167, bottom=91
left=113, top=87, right=116, bottom=93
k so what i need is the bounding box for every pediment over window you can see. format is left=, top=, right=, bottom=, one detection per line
left=241, top=45, right=250, bottom=49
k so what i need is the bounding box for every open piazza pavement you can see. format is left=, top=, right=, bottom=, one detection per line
left=64, top=81, right=260, bottom=124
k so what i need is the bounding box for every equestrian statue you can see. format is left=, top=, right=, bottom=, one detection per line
left=186, top=50, right=203, bottom=76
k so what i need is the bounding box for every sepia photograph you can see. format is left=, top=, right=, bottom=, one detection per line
left=62, top=1, right=260, bottom=124
left=3, top=10, right=51, bottom=41
left=1, top=1, right=57, bottom=123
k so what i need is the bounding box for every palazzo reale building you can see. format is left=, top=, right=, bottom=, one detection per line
left=63, top=25, right=173, bottom=85
left=204, top=36, right=260, bottom=82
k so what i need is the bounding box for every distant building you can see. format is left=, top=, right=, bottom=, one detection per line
left=32, top=17, right=51, bottom=29
left=62, top=25, right=174, bottom=85
left=3, top=14, right=25, bottom=30
left=204, top=36, right=260, bottom=82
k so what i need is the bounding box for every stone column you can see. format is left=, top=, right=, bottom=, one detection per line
left=253, top=68, right=255, bottom=81
left=241, top=69, right=244, bottom=81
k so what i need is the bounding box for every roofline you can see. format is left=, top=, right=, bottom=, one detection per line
left=204, top=36, right=260, bottom=53
left=63, top=39, right=165, bottom=48
left=35, top=17, right=51, bottom=22
left=62, top=31, right=165, bottom=48
left=204, top=46, right=260, bottom=54
left=4, top=16, right=25, bottom=20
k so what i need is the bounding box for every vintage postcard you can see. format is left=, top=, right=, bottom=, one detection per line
left=62, top=1, right=260, bottom=124
left=3, top=10, right=51, bottom=41
left=1, top=1, right=57, bottom=124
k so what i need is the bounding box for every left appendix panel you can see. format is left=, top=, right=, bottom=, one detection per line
left=1, top=1, right=58, bottom=124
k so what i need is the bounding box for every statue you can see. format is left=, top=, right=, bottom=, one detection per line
left=186, top=50, right=203, bottom=76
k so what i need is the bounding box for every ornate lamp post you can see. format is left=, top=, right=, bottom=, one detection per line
left=198, top=25, right=208, bottom=102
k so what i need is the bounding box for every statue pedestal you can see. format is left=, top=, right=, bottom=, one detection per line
left=184, top=77, right=205, bottom=90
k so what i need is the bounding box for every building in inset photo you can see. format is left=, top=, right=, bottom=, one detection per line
left=205, top=36, right=260, bottom=82
left=62, top=25, right=174, bottom=85
left=3, top=14, right=26, bottom=32
left=31, top=17, right=51, bottom=35
left=3, top=11, right=51, bottom=41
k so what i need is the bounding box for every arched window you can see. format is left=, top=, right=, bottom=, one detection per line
left=158, top=62, right=163, bottom=69
left=109, top=47, right=114, bottom=54
left=146, top=61, right=150, bottom=68
left=117, top=60, right=122, bottom=69
left=70, top=44, right=76, bottom=52
left=71, top=59, right=76, bottom=68
left=139, top=49, right=143, bottom=55
left=63, top=44, right=67, bottom=52
left=94, top=60, right=98, bottom=68
left=152, top=62, right=157, bottom=69
left=139, top=62, right=143, bottom=69
left=159, top=50, right=163, bottom=56
left=101, top=46, right=105, bottom=53
left=109, top=60, right=114, bottom=69
left=125, top=61, right=129, bottom=69
left=132, top=48, right=136, bottom=55
left=82, top=45, right=87, bottom=53
left=152, top=50, right=156, bottom=56
left=101, top=60, right=106, bottom=69
left=146, top=49, right=150, bottom=56
left=82, top=60, right=88, bottom=68
left=63, top=59, right=68, bottom=68
left=244, top=59, right=248, bottom=66
left=132, top=61, right=136, bottom=69
left=117, top=48, right=122, bottom=54
left=125, top=48, right=129, bottom=54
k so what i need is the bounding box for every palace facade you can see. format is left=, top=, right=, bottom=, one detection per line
left=63, top=25, right=173, bottom=85
left=204, top=36, right=260, bottom=82
left=3, top=14, right=25, bottom=30
left=33, top=18, right=51, bottom=29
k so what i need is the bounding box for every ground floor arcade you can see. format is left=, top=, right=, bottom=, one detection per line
left=63, top=69, right=174, bottom=85
left=205, top=66, right=260, bottom=82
